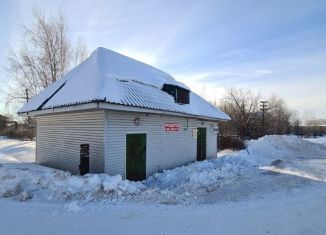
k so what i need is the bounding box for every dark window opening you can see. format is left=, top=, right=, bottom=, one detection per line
left=162, top=84, right=190, bottom=104
left=177, top=88, right=190, bottom=104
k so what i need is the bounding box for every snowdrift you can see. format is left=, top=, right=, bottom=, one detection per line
left=246, top=135, right=326, bottom=165
left=0, top=135, right=325, bottom=203
left=0, top=164, right=144, bottom=201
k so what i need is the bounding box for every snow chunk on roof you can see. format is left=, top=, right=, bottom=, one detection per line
left=19, top=47, right=230, bottom=120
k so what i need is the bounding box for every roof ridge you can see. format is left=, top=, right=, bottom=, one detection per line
left=93, top=47, right=174, bottom=80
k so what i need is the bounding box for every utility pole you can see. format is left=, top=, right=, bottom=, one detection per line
left=260, top=100, right=268, bottom=136
left=25, top=89, right=29, bottom=102
left=25, top=89, right=30, bottom=128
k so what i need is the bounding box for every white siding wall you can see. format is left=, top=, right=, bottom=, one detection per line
left=207, top=126, right=218, bottom=157
left=105, top=110, right=218, bottom=177
left=36, top=110, right=105, bottom=174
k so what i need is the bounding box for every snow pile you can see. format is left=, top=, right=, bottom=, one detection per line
left=0, top=152, right=255, bottom=203
left=146, top=135, right=326, bottom=196
left=305, top=136, right=326, bottom=147
left=0, top=135, right=325, bottom=204
left=0, top=164, right=145, bottom=201
left=146, top=154, right=253, bottom=191
left=65, top=201, right=81, bottom=212
left=245, top=135, right=326, bottom=165
left=103, top=175, right=144, bottom=195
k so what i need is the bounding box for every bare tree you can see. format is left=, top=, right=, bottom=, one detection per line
left=220, top=88, right=261, bottom=138
left=290, top=110, right=303, bottom=137
left=304, top=111, right=321, bottom=137
left=218, top=89, right=296, bottom=139
left=264, top=95, right=292, bottom=135
left=4, top=7, right=88, bottom=108
left=72, top=38, right=88, bottom=66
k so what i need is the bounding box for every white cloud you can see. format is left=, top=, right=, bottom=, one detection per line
left=174, top=68, right=275, bottom=84
left=174, top=72, right=227, bottom=103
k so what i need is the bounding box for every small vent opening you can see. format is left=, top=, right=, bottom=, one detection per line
left=162, top=84, right=190, bottom=104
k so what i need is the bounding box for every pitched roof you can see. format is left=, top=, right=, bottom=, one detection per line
left=19, top=47, right=230, bottom=120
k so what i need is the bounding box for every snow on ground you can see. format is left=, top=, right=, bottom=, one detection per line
left=0, top=136, right=35, bottom=163
left=305, top=136, right=326, bottom=146
left=0, top=135, right=326, bottom=234
left=1, top=184, right=326, bottom=235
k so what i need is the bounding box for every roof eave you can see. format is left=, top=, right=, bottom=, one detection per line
left=18, top=101, right=230, bottom=122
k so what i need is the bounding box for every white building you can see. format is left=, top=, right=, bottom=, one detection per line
left=19, top=47, right=230, bottom=180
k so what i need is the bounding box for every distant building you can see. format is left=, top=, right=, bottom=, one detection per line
left=19, top=47, right=230, bottom=180
left=301, top=125, right=326, bottom=137
left=0, top=114, right=7, bottom=130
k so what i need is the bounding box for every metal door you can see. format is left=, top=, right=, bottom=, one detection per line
left=79, top=144, right=89, bottom=175
left=197, top=128, right=206, bottom=161
left=126, top=134, right=146, bottom=181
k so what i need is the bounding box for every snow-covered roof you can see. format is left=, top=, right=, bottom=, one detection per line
left=19, top=47, right=230, bottom=121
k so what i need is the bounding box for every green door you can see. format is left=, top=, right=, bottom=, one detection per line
left=197, top=128, right=206, bottom=161
left=126, top=133, right=146, bottom=181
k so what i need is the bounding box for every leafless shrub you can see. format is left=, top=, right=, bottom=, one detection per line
left=218, top=135, right=245, bottom=150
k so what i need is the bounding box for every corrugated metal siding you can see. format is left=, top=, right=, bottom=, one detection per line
left=36, top=110, right=105, bottom=174
left=117, top=79, right=229, bottom=120
left=105, top=110, right=219, bottom=177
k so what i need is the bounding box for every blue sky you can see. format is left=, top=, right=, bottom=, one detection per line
left=1, top=0, right=326, bottom=119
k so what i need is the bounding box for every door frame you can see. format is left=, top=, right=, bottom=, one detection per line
left=79, top=143, right=90, bottom=175
left=196, top=127, right=207, bottom=161
left=125, top=133, right=147, bottom=180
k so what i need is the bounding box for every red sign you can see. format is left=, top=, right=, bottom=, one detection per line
left=164, top=122, right=180, bottom=132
